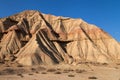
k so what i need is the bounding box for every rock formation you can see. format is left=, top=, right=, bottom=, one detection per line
left=0, top=10, right=120, bottom=66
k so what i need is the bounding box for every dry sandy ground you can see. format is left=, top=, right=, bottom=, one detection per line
left=0, top=63, right=120, bottom=80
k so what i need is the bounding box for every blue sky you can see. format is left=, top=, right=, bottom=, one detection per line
left=0, top=0, right=120, bottom=41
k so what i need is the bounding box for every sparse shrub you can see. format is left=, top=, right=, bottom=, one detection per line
left=115, top=67, right=119, bottom=69
left=28, top=73, right=34, bottom=75
left=17, top=73, right=24, bottom=77
left=57, top=68, right=61, bottom=70
left=47, top=68, right=56, bottom=72
left=68, top=74, right=75, bottom=77
left=76, top=69, right=86, bottom=73
left=35, top=71, right=39, bottom=74
left=68, top=69, right=74, bottom=72
left=63, top=71, right=69, bottom=73
left=116, top=63, right=120, bottom=65
left=88, top=76, right=97, bottom=79
left=92, top=62, right=100, bottom=66
left=54, top=71, right=61, bottom=74
left=16, top=69, right=26, bottom=74
left=63, top=69, right=74, bottom=72
left=63, top=69, right=70, bottom=73
left=3, top=68, right=15, bottom=74
left=102, top=63, right=108, bottom=65
left=5, top=65, right=10, bottom=67
left=0, top=72, right=2, bottom=75
left=31, top=68, right=36, bottom=71
left=41, top=72, right=47, bottom=74
left=17, top=64, right=23, bottom=67
left=37, top=66, right=46, bottom=71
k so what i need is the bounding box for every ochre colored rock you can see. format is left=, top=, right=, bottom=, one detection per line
left=0, top=10, right=120, bottom=65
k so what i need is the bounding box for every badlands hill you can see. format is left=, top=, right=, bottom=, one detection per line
left=0, top=10, right=120, bottom=66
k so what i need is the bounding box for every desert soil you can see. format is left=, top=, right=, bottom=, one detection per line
left=0, top=63, right=120, bottom=80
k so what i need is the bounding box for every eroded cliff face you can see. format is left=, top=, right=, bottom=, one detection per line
left=0, top=10, right=120, bottom=65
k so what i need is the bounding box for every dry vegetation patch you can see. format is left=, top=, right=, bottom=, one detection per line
left=41, top=72, right=47, bottom=74
left=47, top=68, right=56, bottom=72
left=68, top=74, right=75, bottom=77
left=17, top=73, right=24, bottom=78
left=88, top=76, right=98, bottom=79
left=75, top=69, right=86, bottom=73
left=54, top=71, right=62, bottom=74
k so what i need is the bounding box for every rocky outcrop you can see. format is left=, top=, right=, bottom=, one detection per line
left=0, top=10, right=120, bottom=65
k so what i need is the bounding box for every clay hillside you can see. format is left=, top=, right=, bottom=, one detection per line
left=0, top=10, right=120, bottom=66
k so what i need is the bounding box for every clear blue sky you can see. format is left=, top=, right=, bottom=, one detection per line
left=0, top=0, right=120, bottom=41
